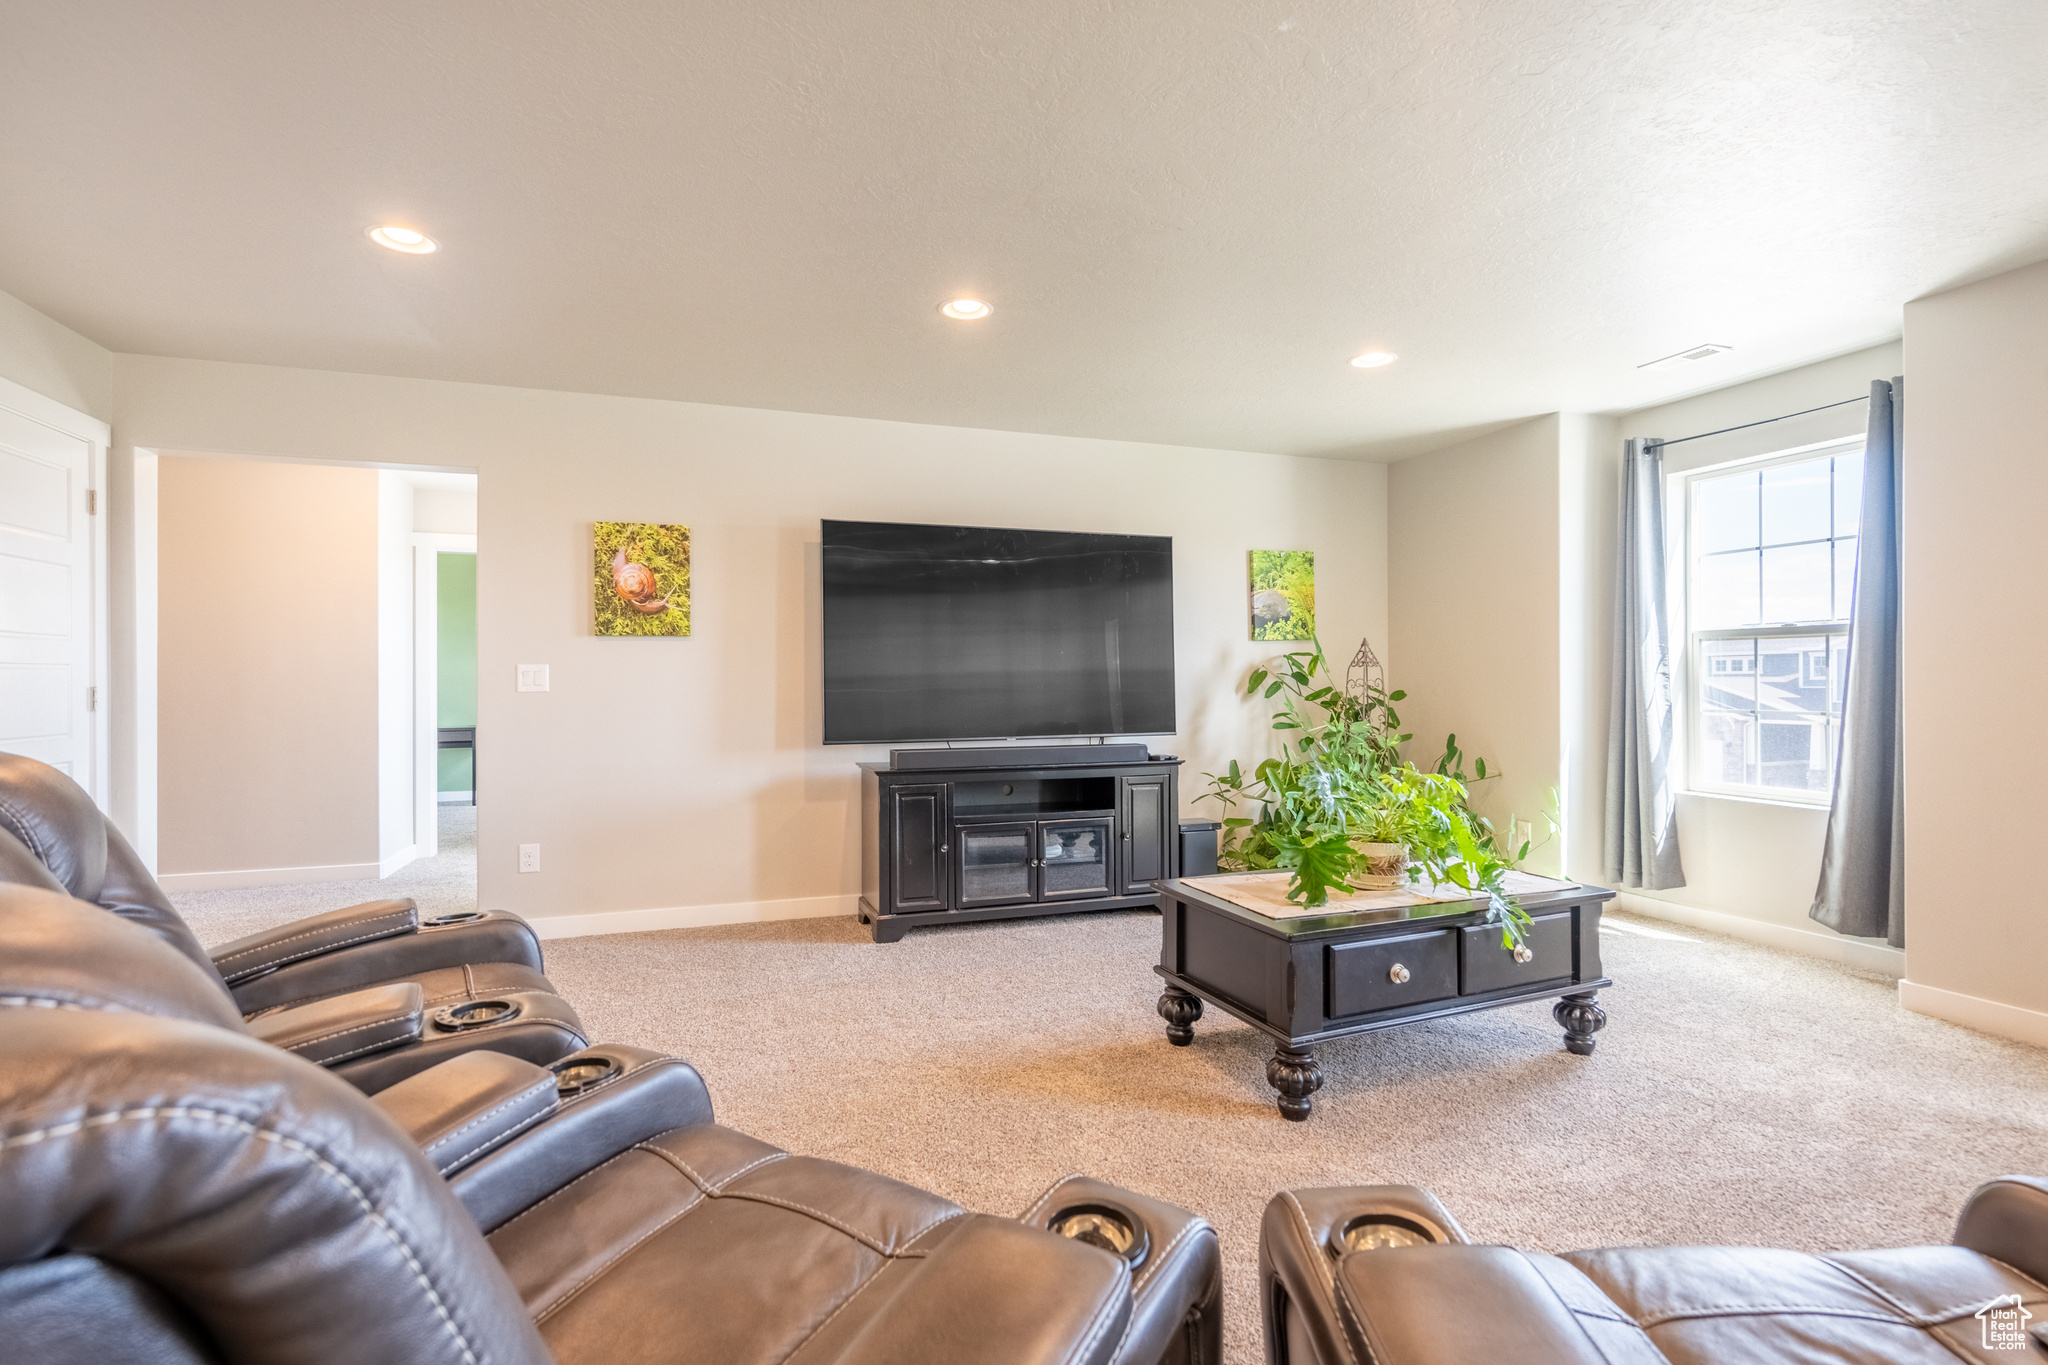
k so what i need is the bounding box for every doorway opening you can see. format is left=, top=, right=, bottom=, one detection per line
left=140, top=453, right=479, bottom=945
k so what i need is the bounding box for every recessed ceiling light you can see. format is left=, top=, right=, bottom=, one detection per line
left=1350, top=351, right=1398, bottom=368
left=1638, top=343, right=1731, bottom=371
left=368, top=225, right=437, bottom=254
left=939, top=298, right=992, bottom=320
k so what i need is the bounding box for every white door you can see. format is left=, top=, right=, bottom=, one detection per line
left=0, top=404, right=99, bottom=796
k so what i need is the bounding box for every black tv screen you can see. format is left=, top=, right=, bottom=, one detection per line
left=821, top=520, right=1176, bottom=744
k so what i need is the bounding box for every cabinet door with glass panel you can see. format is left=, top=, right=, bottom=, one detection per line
left=1686, top=439, right=1861, bottom=801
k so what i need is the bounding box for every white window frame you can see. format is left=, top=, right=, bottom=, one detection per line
left=1679, top=435, right=1863, bottom=806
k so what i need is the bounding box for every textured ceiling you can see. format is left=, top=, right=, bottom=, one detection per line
left=4, top=1, right=2045, bottom=459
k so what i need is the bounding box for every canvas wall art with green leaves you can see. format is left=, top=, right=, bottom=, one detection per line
left=1249, top=549, right=1315, bottom=641
left=594, top=522, right=691, bottom=637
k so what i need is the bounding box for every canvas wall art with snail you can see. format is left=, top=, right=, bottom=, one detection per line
left=593, top=521, right=691, bottom=636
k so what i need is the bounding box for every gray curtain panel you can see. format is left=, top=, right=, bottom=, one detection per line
left=1604, top=438, right=1687, bottom=889
left=1811, top=379, right=1904, bottom=946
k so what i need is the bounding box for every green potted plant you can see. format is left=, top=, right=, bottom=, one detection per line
left=1198, top=637, right=1533, bottom=950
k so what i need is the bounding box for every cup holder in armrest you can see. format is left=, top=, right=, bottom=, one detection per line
left=550, top=1055, right=622, bottom=1097
left=1049, top=1201, right=1150, bottom=1270
left=422, top=910, right=489, bottom=927
left=1330, top=1213, right=1441, bottom=1255
left=430, top=999, right=522, bottom=1031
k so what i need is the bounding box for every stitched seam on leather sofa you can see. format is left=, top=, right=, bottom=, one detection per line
left=1819, top=1255, right=2033, bottom=1326
left=641, top=1143, right=939, bottom=1258
left=0, top=795, right=51, bottom=864
left=490, top=1148, right=643, bottom=1235
left=438, top=1104, right=555, bottom=1174
left=892, top=1207, right=967, bottom=1252
left=1133, top=1219, right=1210, bottom=1295
left=280, top=1011, right=422, bottom=1052
left=1107, top=1223, right=1209, bottom=1365
left=1633, top=1305, right=1918, bottom=1329
left=531, top=1189, right=708, bottom=1325
left=1061, top=1263, right=1132, bottom=1365
left=1022, top=1174, right=1085, bottom=1223
left=426, top=1078, right=559, bottom=1171
left=322, top=1030, right=433, bottom=1065
left=642, top=1144, right=789, bottom=1195
left=775, top=1255, right=897, bottom=1363
left=1980, top=1258, right=2048, bottom=1295
left=1282, top=1191, right=1359, bottom=1365
left=214, top=911, right=416, bottom=978
left=0, top=1105, right=483, bottom=1365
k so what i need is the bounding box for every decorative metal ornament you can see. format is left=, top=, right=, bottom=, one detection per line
left=1343, top=634, right=1388, bottom=732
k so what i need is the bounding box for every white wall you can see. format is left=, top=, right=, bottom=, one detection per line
left=0, top=287, right=113, bottom=424
left=115, top=355, right=1390, bottom=926
left=1385, top=344, right=1905, bottom=972
left=1388, top=416, right=1565, bottom=874
left=1607, top=342, right=1901, bottom=961
left=1899, top=258, right=2048, bottom=1039
left=1559, top=412, right=1618, bottom=888
left=376, top=471, right=418, bottom=875
left=413, top=487, right=477, bottom=534
left=155, top=455, right=382, bottom=883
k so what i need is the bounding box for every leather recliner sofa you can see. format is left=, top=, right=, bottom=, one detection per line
left=1, top=883, right=1224, bottom=1365
left=1258, top=1181, right=2048, bottom=1365
left=0, top=754, right=586, bottom=1090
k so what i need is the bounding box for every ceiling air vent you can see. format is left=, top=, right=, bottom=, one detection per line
left=1638, top=343, right=1732, bottom=371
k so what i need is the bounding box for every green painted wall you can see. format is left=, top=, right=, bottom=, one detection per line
left=437, top=553, right=477, bottom=792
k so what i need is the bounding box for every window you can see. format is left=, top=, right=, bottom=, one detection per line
left=1684, top=440, right=1862, bottom=801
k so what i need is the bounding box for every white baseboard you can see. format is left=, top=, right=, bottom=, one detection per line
left=160, top=861, right=382, bottom=892
left=437, top=791, right=473, bottom=805
left=1611, top=892, right=1906, bottom=978
left=526, top=893, right=857, bottom=941
left=1900, top=979, right=2048, bottom=1050
left=379, top=845, right=418, bottom=878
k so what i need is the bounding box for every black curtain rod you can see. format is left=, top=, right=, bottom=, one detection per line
left=1652, top=393, right=1869, bottom=448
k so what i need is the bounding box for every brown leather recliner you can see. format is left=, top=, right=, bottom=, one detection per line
left=1259, top=1182, right=2048, bottom=1364
left=0, top=754, right=586, bottom=1090
left=0, top=883, right=1224, bottom=1365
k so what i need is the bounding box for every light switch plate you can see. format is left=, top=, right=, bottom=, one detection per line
left=518, top=843, right=541, bottom=873
left=517, top=664, right=549, bottom=692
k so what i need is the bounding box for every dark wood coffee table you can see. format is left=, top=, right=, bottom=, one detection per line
left=1152, top=872, right=1614, bottom=1119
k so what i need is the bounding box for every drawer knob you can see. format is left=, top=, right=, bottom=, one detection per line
left=1513, top=944, right=1533, bottom=964
left=1388, top=963, right=1410, bottom=985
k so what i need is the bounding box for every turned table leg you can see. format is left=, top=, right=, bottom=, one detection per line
left=1554, top=992, right=1607, bottom=1056
left=1157, top=986, right=1203, bottom=1046
left=1266, top=1046, right=1324, bottom=1121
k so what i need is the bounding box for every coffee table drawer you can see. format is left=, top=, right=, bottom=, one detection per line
left=1327, top=929, right=1458, bottom=1018
left=1460, top=911, right=1574, bottom=995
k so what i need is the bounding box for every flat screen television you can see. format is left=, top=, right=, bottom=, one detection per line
left=821, top=519, right=1176, bottom=744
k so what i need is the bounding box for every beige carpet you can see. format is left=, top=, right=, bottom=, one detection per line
left=173, top=829, right=2048, bottom=1365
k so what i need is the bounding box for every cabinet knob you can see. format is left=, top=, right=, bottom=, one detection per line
left=1388, top=963, right=1410, bottom=985
left=1513, top=944, right=1533, bottom=964
left=1122, top=832, right=1131, bottom=840
left=940, top=843, right=949, bottom=853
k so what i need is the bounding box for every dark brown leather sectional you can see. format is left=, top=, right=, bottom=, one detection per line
left=9, top=751, right=2041, bottom=1365
left=0, top=753, right=588, bottom=1090
left=1259, top=1182, right=2048, bottom=1364
left=0, top=880, right=1221, bottom=1365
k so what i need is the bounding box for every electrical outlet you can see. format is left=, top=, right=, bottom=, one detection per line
left=1511, top=818, right=1533, bottom=852
left=518, top=843, right=541, bottom=873
left=517, top=664, right=550, bottom=692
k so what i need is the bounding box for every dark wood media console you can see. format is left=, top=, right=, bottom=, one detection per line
left=858, top=755, right=1182, bottom=942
